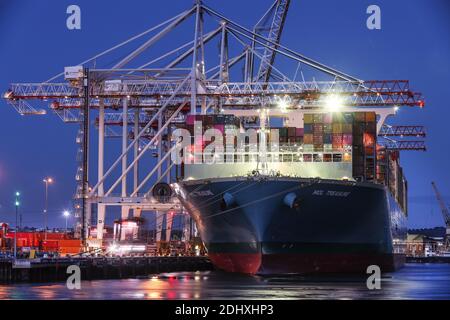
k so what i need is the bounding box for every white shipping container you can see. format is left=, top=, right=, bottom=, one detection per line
left=64, top=66, right=83, bottom=80
left=104, top=80, right=122, bottom=92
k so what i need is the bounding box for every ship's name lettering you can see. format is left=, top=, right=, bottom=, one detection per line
left=191, top=190, right=214, bottom=197
left=312, top=190, right=351, bottom=197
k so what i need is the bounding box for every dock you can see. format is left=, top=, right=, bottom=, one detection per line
left=0, top=256, right=213, bottom=284
left=406, top=256, right=450, bottom=264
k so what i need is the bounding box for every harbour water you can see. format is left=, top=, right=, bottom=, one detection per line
left=0, top=263, right=449, bottom=300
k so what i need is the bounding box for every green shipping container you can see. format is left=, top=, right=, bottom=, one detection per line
left=343, top=123, right=353, bottom=134
left=313, top=114, right=324, bottom=123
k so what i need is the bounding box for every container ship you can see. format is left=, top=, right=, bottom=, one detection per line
left=172, top=110, right=408, bottom=275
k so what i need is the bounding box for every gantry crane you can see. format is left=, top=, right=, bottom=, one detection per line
left=253, top=0, right=291, bottom=82
left=431, top=182, right=450, bottom=248
left=3, top=0, right=426, bottom=245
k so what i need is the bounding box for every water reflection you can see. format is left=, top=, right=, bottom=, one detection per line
left=0, top=264, right=449, bottom=300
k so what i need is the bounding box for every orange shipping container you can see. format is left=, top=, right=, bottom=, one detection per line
left=59, top=247, right=82, bottom=255
left=58, top=240, right=82, bottom=247
left=343, top=152, right=352, bottom=162
left=303, top=134, right=313, bottom=144
left=365, top=112, right=376, bottom=122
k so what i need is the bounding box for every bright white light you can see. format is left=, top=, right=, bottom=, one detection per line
left=394, top=106, right=399, bottom=112
left=109, top=244, right=145, bottom=254
left=277, top=98, right=289, bottom=113
left=4, top=90, right=13, bottom=99
left=109, top=244, right=118, bottom=253
left=324, top=94, right=344, bottom=112
left=63, top=210, right=70, bottom=217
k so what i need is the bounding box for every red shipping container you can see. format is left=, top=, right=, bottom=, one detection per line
left=296, top=128, right=304, bottom=137
left=186, top=115, right=195, bottom=125
left=332, top=134, right=343, bottom=144
left=323, top=113, right=333, bottom=123
left=58, top=240, right=82, bottom=247
left=332, top=143, right=343, bottom=152
left=313, top=135, right=323, bottom=144
left=41, top=240, right=59, bottom=248
left=44, top=233, right=67, bottom=240
left=343, top=134, right=353, bottom=145
left=313, top=124, right=323, bottom=134
left=363, top=133, right=375, bottom=147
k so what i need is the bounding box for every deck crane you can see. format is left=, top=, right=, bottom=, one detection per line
left=431, top=182, right=450, bottom=248
left=3, top=1, right=426, bottom=244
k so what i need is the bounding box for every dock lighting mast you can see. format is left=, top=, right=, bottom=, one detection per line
left=43, top=177, right=53, bottom=240
left=81, top=68, right=89, bottom=245
left=14, top=192, right=20, bottom=259
left=63, top=210, right=71, bottom=231
left=431, top=182, right=450, bottom=248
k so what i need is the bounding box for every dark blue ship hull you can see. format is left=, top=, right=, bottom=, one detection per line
left=174, top=177, right=407, bottom=274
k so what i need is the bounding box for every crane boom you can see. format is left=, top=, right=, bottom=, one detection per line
left=255, top=0, right=291, bottom=83
left=379, top=125, right=426, bottom=137
left=379, top=139, right=426, bottom=151
left=431, top=182, right=450, bottom=226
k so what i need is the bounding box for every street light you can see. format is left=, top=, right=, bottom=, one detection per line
left=43, top=177, right=54, bottom=240
left=63, top=210, right=71, bottom=232
left=14, top=192, right=20, bottom=259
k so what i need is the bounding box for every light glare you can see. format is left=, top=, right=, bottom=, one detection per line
left=324, top=94, right=344, bottom=112
left=277, top=98, right=289, bottom=113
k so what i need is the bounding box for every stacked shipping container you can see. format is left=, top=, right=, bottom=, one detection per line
left=352, top=112, right=377, bottom=180
left=304, top=112, right=355, bottom=155
left=279, top=127, right=303, bottom=144
left=185, top=114, right=241, bottom=149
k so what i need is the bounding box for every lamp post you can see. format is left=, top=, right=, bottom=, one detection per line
left=14, top=192, right=20, bottom=259
left=63, top=210, right=70, bottom=232
left=43, top=177, right=53, bottom=240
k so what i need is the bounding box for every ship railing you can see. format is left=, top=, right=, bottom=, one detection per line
left=188, top=150, right=352, bottom=163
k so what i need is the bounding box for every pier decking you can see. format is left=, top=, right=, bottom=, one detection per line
left=0, top=256, right=213, bottom=283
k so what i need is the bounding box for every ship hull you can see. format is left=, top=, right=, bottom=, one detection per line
left=174, top=177, right=407, bottom=275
